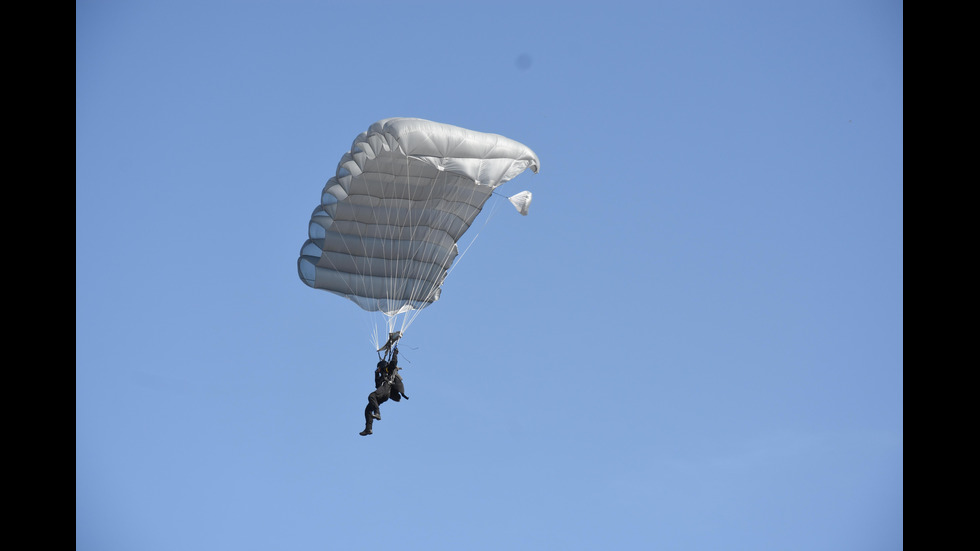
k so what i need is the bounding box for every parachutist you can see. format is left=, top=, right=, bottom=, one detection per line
left=360, top=348, right=408, bottom=436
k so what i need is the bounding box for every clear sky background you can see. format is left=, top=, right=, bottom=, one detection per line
left=76, top=1, right=903, bottom=549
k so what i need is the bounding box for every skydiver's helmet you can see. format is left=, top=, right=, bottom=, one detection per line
left=377, top=360, right=387, bottom=370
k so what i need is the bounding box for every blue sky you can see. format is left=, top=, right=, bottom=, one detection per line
left=76, top=1, right=903, bottom=549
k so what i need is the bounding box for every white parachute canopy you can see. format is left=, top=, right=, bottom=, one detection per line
left=298, top=118, right=540, bottom=340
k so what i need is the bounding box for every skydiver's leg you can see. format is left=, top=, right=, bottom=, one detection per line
left=392, top=375, right=409, bottom=400
left=360, top=392, right=381, bottom=436
left=368, top=392, right=382, bottom=420
left=360, top=403, right=373, bottom=435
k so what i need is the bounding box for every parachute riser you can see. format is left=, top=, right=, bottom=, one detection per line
left=377, top=331, right=403, bottom=360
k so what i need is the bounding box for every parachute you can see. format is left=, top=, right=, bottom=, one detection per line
left=297, top=118, right=540, bottom=348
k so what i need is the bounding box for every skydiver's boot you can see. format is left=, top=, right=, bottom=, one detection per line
left=361, top=409, right=375, bottom=435
left=372, top=410, right=381, bottom=420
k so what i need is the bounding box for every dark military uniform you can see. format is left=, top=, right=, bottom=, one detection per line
left=360, top=350, right=408, bottom=436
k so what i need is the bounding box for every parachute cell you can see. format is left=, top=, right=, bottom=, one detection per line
left=298, top=118, right=540, bottom=334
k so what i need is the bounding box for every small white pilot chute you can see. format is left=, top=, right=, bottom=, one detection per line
left=507, top=191, right=533, bottom=216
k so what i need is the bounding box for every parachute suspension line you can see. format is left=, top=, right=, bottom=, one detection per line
left=345, top=141, right=401, bottom=347
left=365, top=310, right=384, bottom=351
left=349, top=161, right=381, bottom=351
left=346, top=188, right=383, bottom=352
left=400, top=169, right=445, bottom=335
left=322, top=170, right=369, bottom=322
left=398, top=157, right=427, bottom=329
left=404, top=175, right=475, bottom=333
left=397, top=159, right=447, bottom=338
left=382, top=159, right=399, bottom=332
left=372, top=150, right=415, bottom=341
left=401, top=183, right=502, bottom=333
left=444, top=192, right=502, bottom=280
left=381, top=155, right=399, bottom=329
left=345, top=159, right=502, bottom=346
left=380, top=154, right=433, bottom=340
left=388, top=158, right=412, bottom=337
left=357, top=157, right=388, bottom=345
left=398, top=155, right=439, bottom=336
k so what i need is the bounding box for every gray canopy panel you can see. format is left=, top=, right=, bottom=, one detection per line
left=298, top=118, right=539, bottom=316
